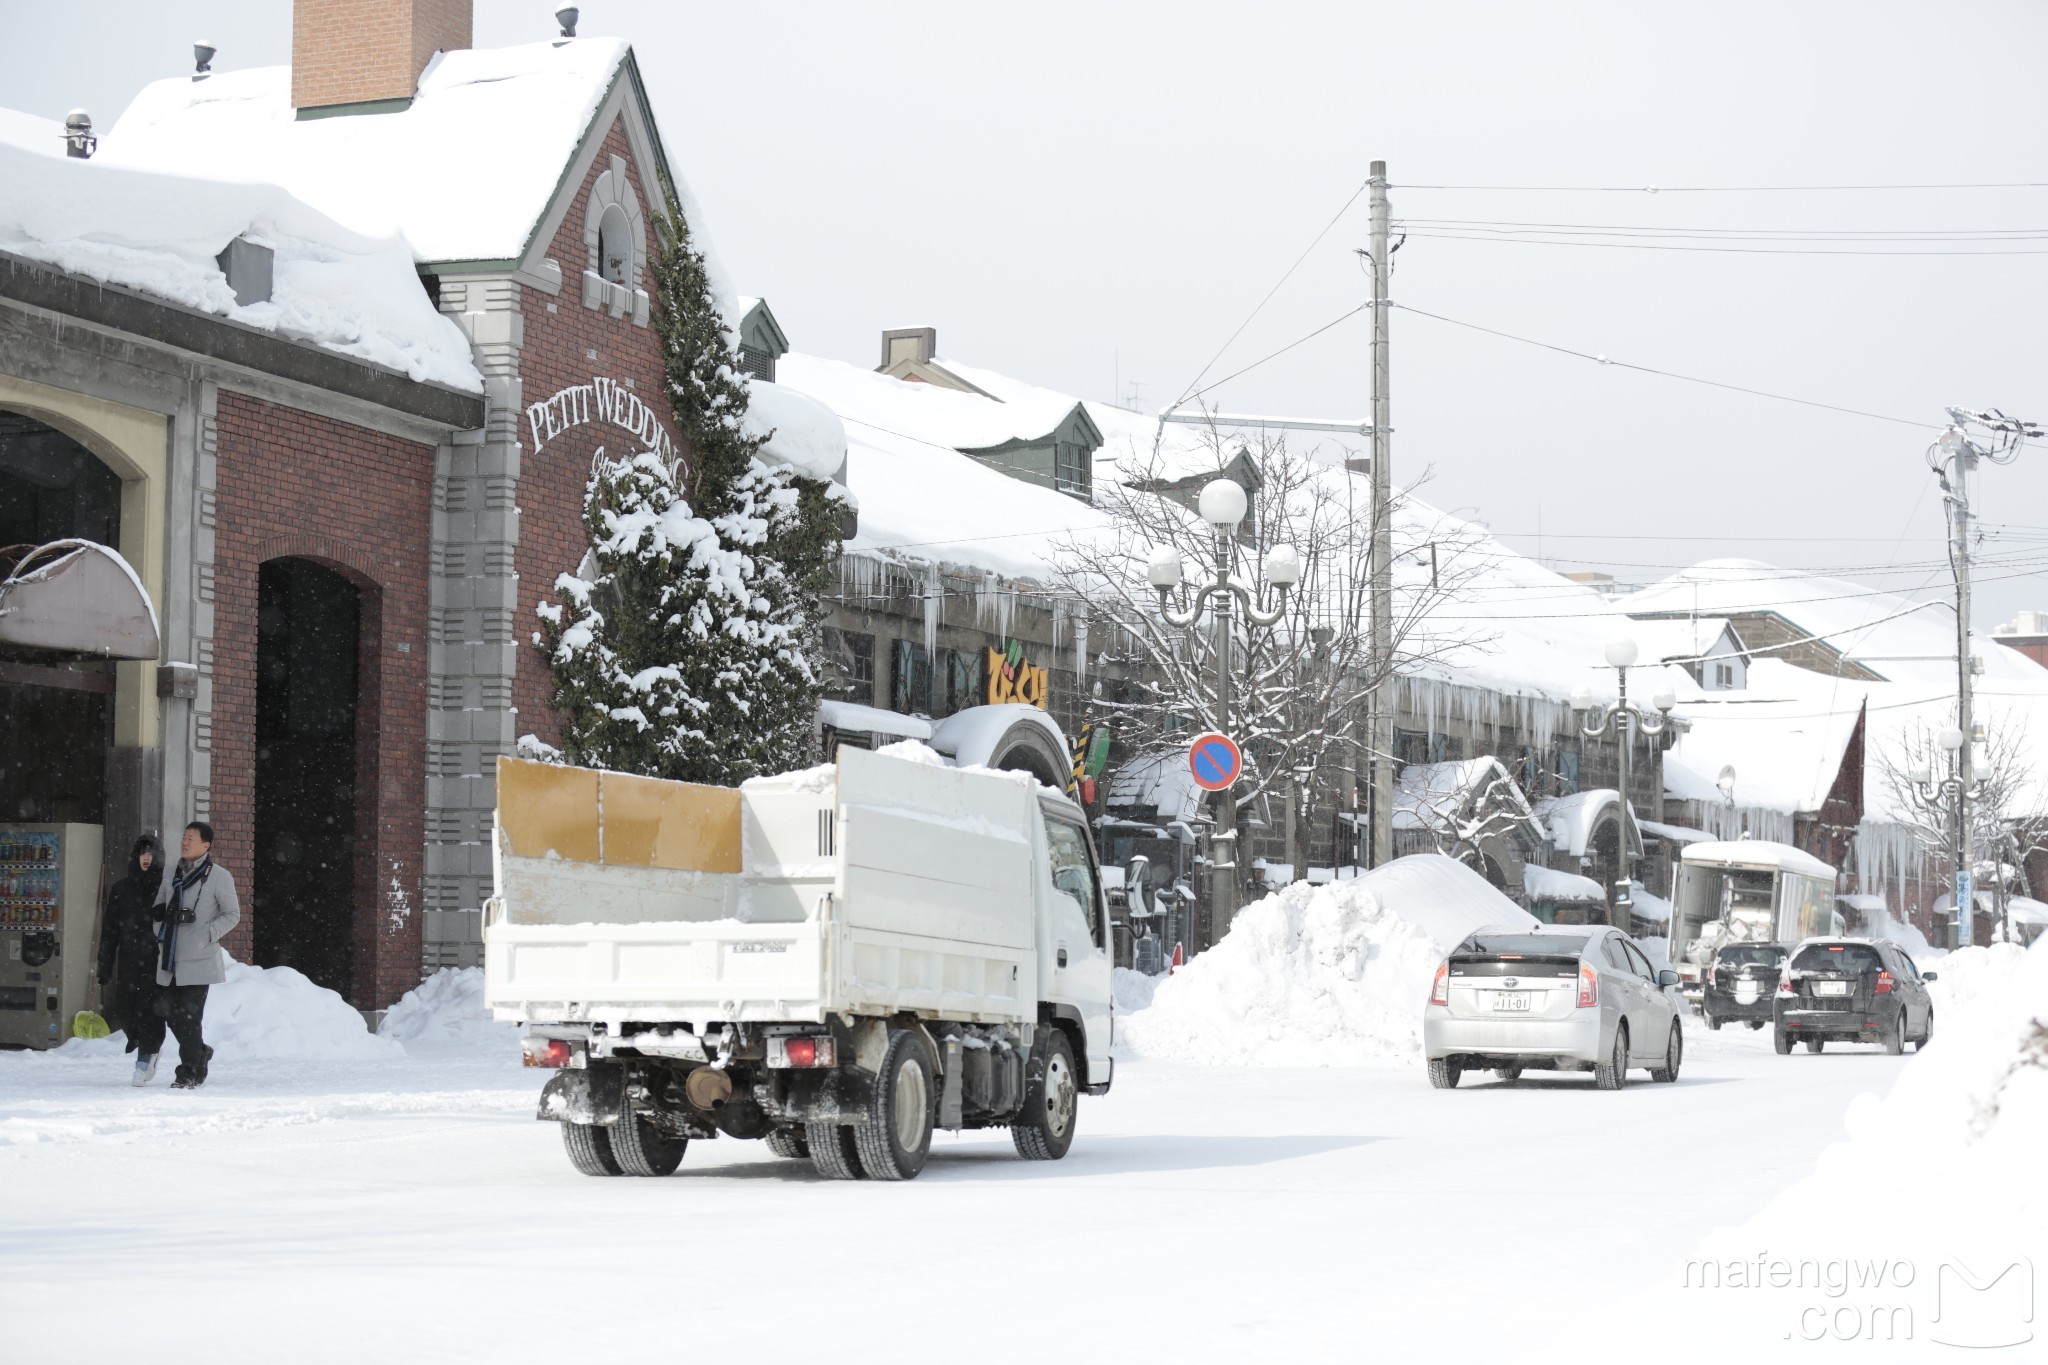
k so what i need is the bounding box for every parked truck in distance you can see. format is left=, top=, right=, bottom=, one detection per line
left=482, top=748, right=1114, bottom=1181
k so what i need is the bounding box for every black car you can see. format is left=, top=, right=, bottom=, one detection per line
left=1702, top=942, right=1788, bottom=1030
left=1773, top=938, right=1936, bottom=1056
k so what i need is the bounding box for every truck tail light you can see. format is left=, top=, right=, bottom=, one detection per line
left=769, top=1035, right=837, bottom=1069
left=1576, top=964, right=1598, bottom=1009
left=522, top=1038, right=573, bottom=1068
left=1873, top=970, right=1895, bottom=995
left=1429, top=961, right=1450, bottom=1006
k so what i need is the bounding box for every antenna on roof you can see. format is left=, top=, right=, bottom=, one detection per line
left=193, top=39, right=216, bottom=81
left=554, top=6, right=580, bottom=41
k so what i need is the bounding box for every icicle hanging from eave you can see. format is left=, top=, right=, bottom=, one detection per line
left=1052, top=595, right=1069, bottom=652
left=923, top=563, right=942, bottom=655
left=1075, top=616, right=1089, bottom=686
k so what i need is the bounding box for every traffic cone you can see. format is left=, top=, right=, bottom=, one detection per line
left=1170, top=941, right=1184, bottom=975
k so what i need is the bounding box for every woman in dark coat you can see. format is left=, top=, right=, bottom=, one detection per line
left=96, top=835, right=163, bottom=1045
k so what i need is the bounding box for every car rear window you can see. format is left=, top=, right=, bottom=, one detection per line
left=1719, top=945, right=1786, bottom=967
left=1792, top=943, right=1881, bottom=973
left=1465, top=933, right=1589, bottom=957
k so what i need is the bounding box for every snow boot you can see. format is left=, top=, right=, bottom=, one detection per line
left=131, top=1053, right=159, bottom=1087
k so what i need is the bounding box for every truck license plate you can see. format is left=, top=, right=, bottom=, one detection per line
left=1814, top=980, right=1851, bottom=997
left=1491, top=992, right=1531, bottom=1012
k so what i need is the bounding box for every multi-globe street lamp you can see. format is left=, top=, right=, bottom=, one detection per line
left=1908, top=724, right=1993, bottom=946
left=1146, top=478, right=1300, bottom=947
left=1570, top=637, right=1677, bottom=921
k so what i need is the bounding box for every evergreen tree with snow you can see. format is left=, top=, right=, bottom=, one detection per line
left=534, top=183, right=838, bottom=785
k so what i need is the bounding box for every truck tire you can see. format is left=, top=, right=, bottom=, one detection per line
left=610, top=1113, right=687, bottom=1177
left=765, top=1127, right=810, bottom=1159
left=856, top=1028, right=936, bottom=1180
left=1012, top=1029, right=1078, bottom=1160
left=562, top=1121, right=622, bottom=1177
left=806, top=1122, right=867, bottom=1181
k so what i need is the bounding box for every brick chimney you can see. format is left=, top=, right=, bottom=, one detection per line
left=292, top=0, right=472, bottom=113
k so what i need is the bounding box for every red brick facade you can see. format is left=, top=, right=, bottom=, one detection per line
left=210, top=391, right=434, bottom=1007
left=511, top=115, right=688, bottom=751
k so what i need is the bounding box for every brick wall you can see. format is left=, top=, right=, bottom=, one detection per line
left=512, top=115, right=686, bottom=751
left=291, top=0, right=472, bottom=110
left=211, top=390, right=434, bottom=1008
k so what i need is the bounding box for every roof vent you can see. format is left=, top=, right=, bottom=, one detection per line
left=62, top=109, right=96, bottom=159
left=554, top=5, right=579, bottom=39
left=217, top=237, right=275, bottom=307
left=193, top=39, right=216, bottom=81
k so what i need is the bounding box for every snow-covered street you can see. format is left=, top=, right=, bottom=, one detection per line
left=1, top=1025, right=1904, bottom=1364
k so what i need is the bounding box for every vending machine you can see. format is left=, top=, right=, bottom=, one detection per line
left=0, top=824, right=104, bottom=1049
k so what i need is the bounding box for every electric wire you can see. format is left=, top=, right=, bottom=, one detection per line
left=1392, top=181, right=2048, bottom=194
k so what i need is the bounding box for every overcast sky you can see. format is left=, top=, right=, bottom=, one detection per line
left=8, top=1, right=2046, bottom=629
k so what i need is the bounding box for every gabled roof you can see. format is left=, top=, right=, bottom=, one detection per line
left=99, top=38, right=665, bottom=273
left=1624, top=615, right=1745, bottom=666
left=734, top=297, right=789, bottom=358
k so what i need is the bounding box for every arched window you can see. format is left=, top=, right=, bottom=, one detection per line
left=599, top=203, right=632, bottom=287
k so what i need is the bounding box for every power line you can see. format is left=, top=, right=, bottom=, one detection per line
left=1391, top=302, right=1932, bottom=429
left=1396, top=230, right=2048, bottom=257
left=1187, top=305, right=1368, bottom=401
left=1395, top=217, right=2048, bottom=240
left=1393, top=181, right=2048, bottom=194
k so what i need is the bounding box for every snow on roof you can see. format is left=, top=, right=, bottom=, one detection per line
left=1639, top=562, right=2048, bottom=821
left=1534, top=789, right=1641, bottom=858
left=101, top=39, right=634, bottom=267
left=1623, top=615, right=1740, bottom=663
left=778, top=352, right=1085, bottom=454
left=1522, top=863, right=1606, bottom=902
left=0, top=139, right=481, bottom=392
left=816, top=700, right=931, bottom=740
left=1391, top=757, right=1543, bottom=839
left=775, top=352, right=1114, bottom=581
left=1681, top=839, right=1837, bottom=877
left=0, top=108, right=64, bottom=157
left=740, top=380, right=846, bottom=483
left=1106, top=751, right=1205, bottom=822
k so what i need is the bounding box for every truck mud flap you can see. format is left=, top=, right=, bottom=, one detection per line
left=537, top=1067, right=625, bottom=1126
left=756, top=1067, right=877, bottom=1126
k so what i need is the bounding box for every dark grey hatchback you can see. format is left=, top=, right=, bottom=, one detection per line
left=1772, top=938, right=1936, bottom=1056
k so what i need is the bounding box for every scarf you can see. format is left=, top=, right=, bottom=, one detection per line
left=159, top=856, right=213, bottom=974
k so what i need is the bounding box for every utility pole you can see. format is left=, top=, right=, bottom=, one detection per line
left=1367, top=160, right=1394, bottom=868
left=1931, top=407, right=2042, bottom=947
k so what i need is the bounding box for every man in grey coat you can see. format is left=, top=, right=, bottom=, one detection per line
left=130, top=821, right=240, bottom=1089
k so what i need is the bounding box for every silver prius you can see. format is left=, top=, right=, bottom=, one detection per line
left=1423, top=925, right=1686, bottom=1090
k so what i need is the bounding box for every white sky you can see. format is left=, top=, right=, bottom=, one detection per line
left=7, top=1, right=2046, bottom=629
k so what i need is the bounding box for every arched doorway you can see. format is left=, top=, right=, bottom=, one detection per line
left=0, top=412, right=123, bottom=825
left=253, top=558, right=363, bottom=997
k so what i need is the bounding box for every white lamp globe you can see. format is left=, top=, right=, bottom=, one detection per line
left=1938, top=725, right=1966, bottom=753
left=1569, top=683, right=1593, bottom=712
left=1146, top=545, right=1183, bottom=590
left=1197, top=478, right=1249, bottom=528
left=1651, top=685, right=1677, bottom=713
left=1262, top=544, right=1302, bottom=587
left=1604, top=637, right=1639, bottom=670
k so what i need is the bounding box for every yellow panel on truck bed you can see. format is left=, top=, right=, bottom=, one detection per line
left=495, top=756, right=740, bottom=872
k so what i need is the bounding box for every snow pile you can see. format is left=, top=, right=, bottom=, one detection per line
left=1113, top=966, right=1162, bottom=1013
left=378, top=968, right=516, bottom=1056
left=199, top=959, right=400, bottom=1060
left=1119, top=855, right=1537, bottom=1066
left=1678, top=939, right=2048, bottom=1350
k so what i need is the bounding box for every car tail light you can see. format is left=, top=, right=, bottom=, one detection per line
left=1576, top=964, right=1598, bottom=1009
left=521, top=1038, right=573, bottom=1068
left=768, top=1034, right=837, bottom=1069
left=1429, top=961, right=1450, bottom=1007
left=1873, top=970, right=1895, bottom=995
left=1777, top=975, right=1795, bottom=996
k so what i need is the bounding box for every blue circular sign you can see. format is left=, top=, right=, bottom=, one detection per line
left=1188, top=732, right=1242, bottom=791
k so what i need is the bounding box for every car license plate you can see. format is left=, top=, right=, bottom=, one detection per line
left=1735, top=981, right=1760, bottom=1004
left=1491, top=992, right=1531, bottom=1012
left=1814, top=980, right=1851, bottom=997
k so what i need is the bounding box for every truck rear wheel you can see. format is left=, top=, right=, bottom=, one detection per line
left=610, top=1114, right=687, bottom=1176
left=856, top=1029, right=936, bottom=1180
left=765, top=1127, right=810, bottom=1159
left=806, top=1122, right=867, bottom=1180
left=1012, top=1029, right=1078, bottom=1160
left=562, top=1121, right=622, bottom=1177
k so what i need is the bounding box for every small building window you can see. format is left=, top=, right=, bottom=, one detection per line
left=599, top=204, right=632, bottom=287
left=1054, top=440, right=1091, bottom=499
left=824, top=629, right=875, bottom=704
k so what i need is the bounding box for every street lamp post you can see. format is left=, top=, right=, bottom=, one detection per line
left=1570, top=637, right=1677, bottom=922
left=1148, top=478, right=1299, bottom=949
left=1908, top=725, right=1990, bottom=947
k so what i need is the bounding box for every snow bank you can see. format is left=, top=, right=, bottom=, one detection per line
left=1113, top=966, right=1163, bottom=1014
left=1118, top=855, right=1537, bottom=1066
left=377, top=967, right=516, bottom=1056
left=201, top=959, right=400, bottom=1061
left=1676, top=939, right=2048, bottom=1352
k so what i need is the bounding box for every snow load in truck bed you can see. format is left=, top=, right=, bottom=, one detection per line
left=1119, top=855, right=1537, bottom=1067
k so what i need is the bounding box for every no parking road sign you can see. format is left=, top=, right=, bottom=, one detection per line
left=1187, top=732, right=1243, bottom=792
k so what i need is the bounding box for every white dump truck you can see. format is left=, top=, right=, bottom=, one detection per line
left=483, top=747, right=1114, bottom=1181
